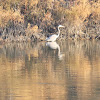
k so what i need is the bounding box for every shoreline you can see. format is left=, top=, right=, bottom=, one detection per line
left=0, top=33, right=100, bottom=43
left=0, top=22, right=100, bottom=43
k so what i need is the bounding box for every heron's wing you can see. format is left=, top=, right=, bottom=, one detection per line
left=46, top=34, right=58, bottom=41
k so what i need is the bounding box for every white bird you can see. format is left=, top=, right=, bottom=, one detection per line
left=46, top=25, right=65, bottom=42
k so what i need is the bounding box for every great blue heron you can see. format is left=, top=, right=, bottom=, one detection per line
left=46, top=25, right=65, bottom=42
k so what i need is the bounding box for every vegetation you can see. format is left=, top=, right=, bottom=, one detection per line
left=0, top=0, right=100, bottom=41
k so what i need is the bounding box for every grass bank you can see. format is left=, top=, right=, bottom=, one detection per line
left=0, top=0, right=100, bottom=41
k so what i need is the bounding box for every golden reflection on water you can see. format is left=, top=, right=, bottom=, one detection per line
left=0, top=40, right=100, bottom=100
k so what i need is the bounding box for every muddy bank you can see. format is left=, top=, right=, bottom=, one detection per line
left=0, top=21, right=45, bottom=42
left=0, top=20, right=100, bottom=42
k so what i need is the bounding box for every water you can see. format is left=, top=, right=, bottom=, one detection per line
left=0, top=40, right=100, bottom=100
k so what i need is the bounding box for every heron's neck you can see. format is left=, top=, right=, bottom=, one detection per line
left=58, top=27, right=60, bottom=36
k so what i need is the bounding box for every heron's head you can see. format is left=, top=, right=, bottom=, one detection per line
left=58, top=25, right=65, bottom=28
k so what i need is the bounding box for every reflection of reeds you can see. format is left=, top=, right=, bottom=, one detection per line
left=0, top=41, right=100, bottom=99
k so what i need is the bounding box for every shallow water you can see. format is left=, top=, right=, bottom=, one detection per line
left=0, top=40, right=100, bottom=100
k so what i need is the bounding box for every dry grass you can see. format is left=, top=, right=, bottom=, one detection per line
left=62, top=0, right=100, bottom=35
left=0, top=0, right=100, bottom=36
left=0, top=8, right=24, bottom=27
left=65, top=0, right=90, bottom=24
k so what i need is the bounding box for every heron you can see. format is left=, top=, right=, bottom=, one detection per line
left=46, top=25, right=65, bottom=42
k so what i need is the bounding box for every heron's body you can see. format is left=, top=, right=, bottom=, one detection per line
left=46, top=25, right=64, bottom=42
left=46, top=34, right=59, bottom=42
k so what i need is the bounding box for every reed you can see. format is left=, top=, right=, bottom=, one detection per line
left=0, top=0, right=100, bottom=37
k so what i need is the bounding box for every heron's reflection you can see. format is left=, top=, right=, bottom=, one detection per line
left=46, top=42, right=64, bottom=60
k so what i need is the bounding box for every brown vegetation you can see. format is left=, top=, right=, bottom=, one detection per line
left=0, top=0, right=100, bottom=41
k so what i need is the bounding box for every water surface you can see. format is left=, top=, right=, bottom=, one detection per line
left=0, top=40, right=100, bottom=100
